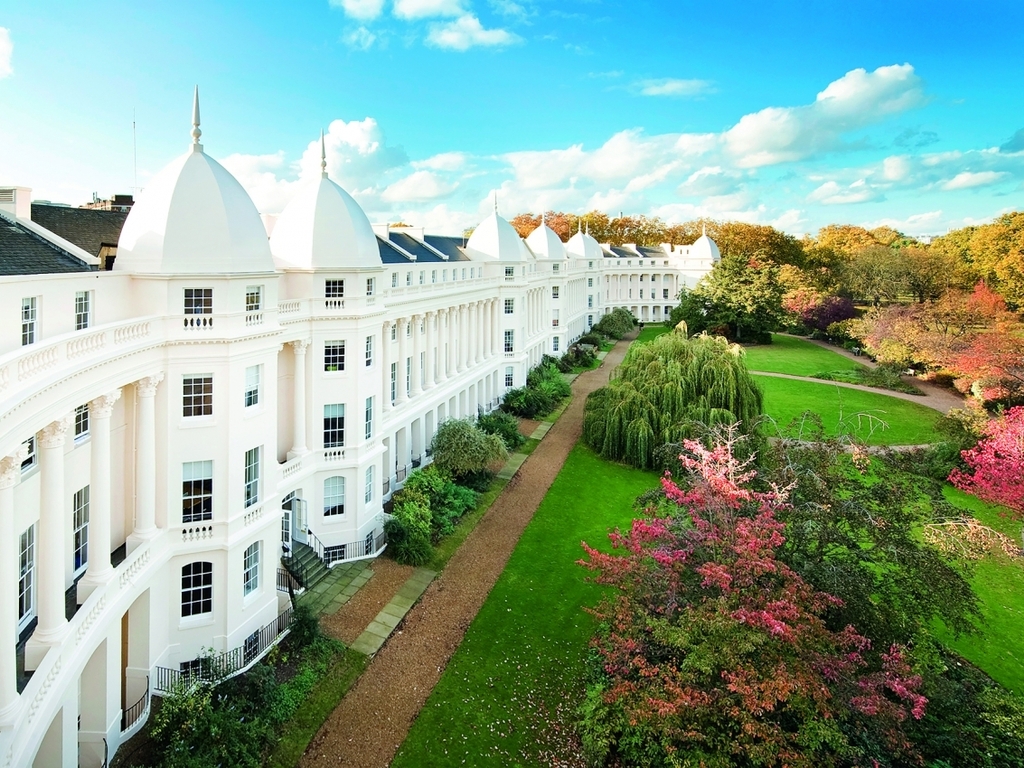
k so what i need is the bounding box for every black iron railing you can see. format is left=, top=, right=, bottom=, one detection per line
left=382, top=478, right=391, bottom=496
left=276, top=567, right=300, bottom=593
left=121, top=676, right=149, bottom=732
left=397, top=466, right=408, bottom=482
left=153, top=607, right=293, bottom=694
left=411, top=456, right=422, bottom=468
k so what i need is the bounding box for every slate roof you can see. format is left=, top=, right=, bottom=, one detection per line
left=423, top=235, right=472, bottom=262
left=389, top=232, right=446, bottom=263
left=30, top=204, right=128, bottom=259
left=601, top=247, right=618, bottom=259
left=376, top=235, right=414, bottom=265
left=637, top=246, right=666, bottom=259
left=0, top=218, right=94, bottom=275
left=609, top=246, right=637, bottom=259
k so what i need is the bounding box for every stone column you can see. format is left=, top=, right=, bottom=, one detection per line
left=382, top=322, right=393, bottom=411
left=78, top=390, right=122, bottom=596
left=397, top=318, right=410, bottom=404
left=474, top=303, right=483, bottom=365
left=36, top=416, right=73, bottom=644
left=455, top=306, right=465, bottom=374
left=485, top=300, right=493, bottom=358
left=290, top=341, right=309, bottom=456
left=425, top=312, right=436, bottom=387
left=0, top=446, right=27, bottom=720
left=133, top=374, right=163, bottom=540
left=411, top=314, right=424, bottom=396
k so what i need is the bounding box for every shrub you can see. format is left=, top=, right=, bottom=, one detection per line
left=385, top=489, right=433, bottom=565
left=430, top=418, right=508, bottom=482
left=502, top=360, right=571, bottom=418
left=477, top=410, right=526, bottom=451
left=288, top=604, right=321, bottom=648
left=403, top=464, right=477, bottom=540
left=578, top=332, right=602, bottom=347
left=591, top=307, right=636, bottom=339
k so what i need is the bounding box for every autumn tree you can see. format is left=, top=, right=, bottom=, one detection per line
left=812, top=224, right=883, bottom=257
left=579, top=430, right=927, bottom=768
left=950, top=406, right=1024, bottom=517
left=691, top=254, right=787, bottom=342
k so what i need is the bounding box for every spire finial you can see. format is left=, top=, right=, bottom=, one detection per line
left=541, top=211, right=546, bottom=227
left=577, top=219, right=582, bottom=234
left=586, top=221, right=590, bottom=236
left=701, top=222, right=706, bottom=237
left=191, top=85, right=203, bottom=151
left=493, top=190, right=498, bottom=214
left=320, top=129, right=328, bottom=178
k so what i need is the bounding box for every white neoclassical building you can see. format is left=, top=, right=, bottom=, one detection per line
left=0, top=94, right=719, bottom=767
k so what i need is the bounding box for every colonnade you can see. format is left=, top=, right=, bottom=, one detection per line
left=1, top=373, right=164, bottom=711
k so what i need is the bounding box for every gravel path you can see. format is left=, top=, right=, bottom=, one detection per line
left=320, top=560, right=416, bottom=645
left=300, top=334, right=634, bottom=768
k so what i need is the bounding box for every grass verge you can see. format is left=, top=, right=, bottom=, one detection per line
left=812, top=367, right=923, bottom=395
left=936, top=487, right=1024, bottom=693
left=265, top=648, right=369, bottom=768
left=392, top=445, right=657, bottom=767
left=743, top=333, right=866, bottom=376
left=636, top=326, right=671, bottom=343
left=755, top=375, right=942, bottom=445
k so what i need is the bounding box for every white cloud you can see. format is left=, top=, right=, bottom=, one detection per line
left=426, top=14, right=521, bottom=50
left=343, top=26, right=377, bottom=50
left=724, top=64, right=925, bottom=167
left=865, top=210, right=944, bottom=237
left=0, top=28, right=12, bottom=79
left=941, top=170, right=1007, bottom=191
left=381, top=170, right=457, bottom=202
left=412, top=151, right=467, bottom=171
left=635, top=78, right=712, bottom=98
left=394, top=0, right=464, bottom=19
left=489, top=0, right=530, bottom=19
left=806, top=178, right=878, bottom=205
left=330, top=0, right=385, bottom=21
left=220, top=151, right=298, bottom=214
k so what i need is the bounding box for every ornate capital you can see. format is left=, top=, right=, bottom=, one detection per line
left=137, top=373, right=164, bottom=398
left=382, top=320, right=392, bottom=332
left=290, top=339, right=310, bottom=355
left=89, top=389, right=122, bottom=420
left=38, top=415, right=73, bottom=449
left=397, top=317, right=408, bottom=330
left=0, top=445, right=29, bottom=489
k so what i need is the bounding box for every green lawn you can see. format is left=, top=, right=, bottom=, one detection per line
left=936, top=487, right=1024, bottom=693
left=392, top=445, right=657, bottom=767
left=743, top=334, right=867, bottom=376
left=755, top=375, right=942, bottom=445
left=636, top=325, right=671, bottom=344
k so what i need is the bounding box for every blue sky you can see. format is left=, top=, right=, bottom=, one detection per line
left=1, top=0, right=1023, bottom=237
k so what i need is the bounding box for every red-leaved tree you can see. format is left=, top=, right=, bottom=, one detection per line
left=950, top=406, right=1024, bottom=518
left=579, top=429, right=926, bottom=767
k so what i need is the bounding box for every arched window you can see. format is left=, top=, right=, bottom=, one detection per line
left=324, top=476, right=345, bottom=516
left=181, top=562, right=213, bottom=617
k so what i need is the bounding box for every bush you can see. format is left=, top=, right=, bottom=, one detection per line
left=430, top=418, right=508, bottom=481
left=288, top=604, right=321, bottom=648
left=385, top=489, right=433, bottom=565
left=591, top=307, right=636, bottom=339
left=477, top=410, right=526, bottom=451
left=502, top=360, right=571, bottom=418
left=403, top=464, right=478, bottom=540
left=578, top=332, right=602, bottom=347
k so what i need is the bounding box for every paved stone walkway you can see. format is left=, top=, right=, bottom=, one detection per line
left=296, top=561, right=372, bottom=616
left=348, top=569, right=437, bottom=656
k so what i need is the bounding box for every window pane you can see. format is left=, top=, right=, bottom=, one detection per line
left=183, top=376, right=213, bottom=417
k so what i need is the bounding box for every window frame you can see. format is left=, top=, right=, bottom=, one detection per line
left=73, top=486, right=90, bottom=573
left=504, top=329, right=514, bottom=354
left=182, top=460, right=214, bottom=523
left=243, top=541, right=260, bottom=597
left=504, top=298, right=514, bottom=314
left=75, top=290, right=92, bottom=330
left=365, top=335, right=373, bottom=367
left=21, top=296, right=37, bottom=346
left=182, top=375, right=214, bottom=418
left=74, top=404, right=90, bottom=440
left=243, top=447, right=261, bottom=508
left=323, top=404, right=345, bottom=448
left=364, top=466, right=373, bottom=504
left=324, top=476, right=345, bottom=516
left=181, top=561, right=213, bottom=618
left=18, top=526, right=35, bottom=630
left=245, top=285, right=263, bottom=312
left=244, top=364, right=261, bottom=408
left=364, top=396, right=373, bottom=440
left=183, top=288, right=213, bottom=316
left=324, top=340, right=346, bottom=372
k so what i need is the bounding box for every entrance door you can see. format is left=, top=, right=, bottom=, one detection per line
left=291, top=498, right=308, bottom=545
left=281, top=504, right=292, bottom=556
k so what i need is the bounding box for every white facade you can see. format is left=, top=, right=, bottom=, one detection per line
left=0, top=100, right=717, bottom=767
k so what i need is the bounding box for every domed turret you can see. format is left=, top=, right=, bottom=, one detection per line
left=566, top=228, right=604, bottom=262
left=690, top=224, right=721, bottom=262
left=270, top=132, right=379, bottom=270
left=465, top=209, right=533, bottom=262
left=525, top=219, right=566, bottom=260
left=115, top=88, right=274, bottom=275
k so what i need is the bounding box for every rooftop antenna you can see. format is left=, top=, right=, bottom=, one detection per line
left=320, top=129, right=328, bottom=178
left=191, top=85, right=202, bottom=151
left=132, top=108, right=138, bottom=194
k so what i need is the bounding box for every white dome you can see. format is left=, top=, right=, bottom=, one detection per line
left=525, top=223, right=566, bottom=260
left=566, top=230, right=604, bottom=261
left=465, top=211, right=533, bottom=262
left=115, top=147, right=274, bottom=274
left=270, top=175, right=379, bottom=270
left=690, top=233, right=721, bottom=262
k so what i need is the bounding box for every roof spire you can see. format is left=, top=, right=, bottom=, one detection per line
left=191, top=85, right=203, bottom=151
left=701, top=222, right=706, bottom=237
left=586, top=220, right=590, bottom=236
left=493, top=190, right=498, bottom=214
left=320, top=129, right=327, bottom=178
left=541, top=211, right=546, bottom=227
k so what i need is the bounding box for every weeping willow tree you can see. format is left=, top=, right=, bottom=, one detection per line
left=583, top=331, right=764, bottom=469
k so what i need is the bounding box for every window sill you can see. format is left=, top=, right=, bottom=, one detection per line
left=179, top=613, right=214, bottom=630
left=180, top=417, right=217, bottom=429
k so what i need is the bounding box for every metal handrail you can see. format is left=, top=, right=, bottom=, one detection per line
left=154, top=607, right=293, bottom=694
left=121, top=675, right=150, bottom=732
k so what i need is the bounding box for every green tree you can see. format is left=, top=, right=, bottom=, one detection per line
left=691, top=254, right=787, bottom=342
left=582, top=332, right=763, bottom=469
left=430, top=418, right=508, bottom=481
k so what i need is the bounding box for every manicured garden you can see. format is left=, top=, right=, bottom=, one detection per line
left=755, top=374, right=943, bottom=445
left=741, top=332, right=865, bottom=376
left=392, top=445, right=656, bottom=767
